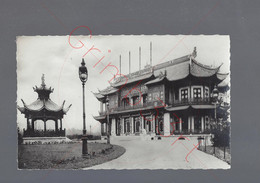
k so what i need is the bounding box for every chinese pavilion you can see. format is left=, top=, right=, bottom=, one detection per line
left=17, top=74, right=72, bottom=137
left=93, top=47, right=229, bottom=137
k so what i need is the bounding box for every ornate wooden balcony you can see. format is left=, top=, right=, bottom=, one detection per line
left=115, top=103, right=148, bottom=112
left=97, top=97, right=213, bottom=115
left=173, top=97, right=212, bottom=107
left=173, top=129, right=211, bottom=135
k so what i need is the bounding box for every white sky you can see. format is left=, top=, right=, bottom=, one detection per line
left=17, top=35, right=230, bottom=135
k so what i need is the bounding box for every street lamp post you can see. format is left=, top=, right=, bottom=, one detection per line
left=212, top=85, right=219, bottom=128
left=106, top=98, right=110, bottom=144
left=79, top=58, right=88, bottom=156
left=212, top=85, right=219, bottom=155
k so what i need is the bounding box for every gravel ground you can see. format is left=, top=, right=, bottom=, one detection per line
left=85, top=136, right=231, bottom=169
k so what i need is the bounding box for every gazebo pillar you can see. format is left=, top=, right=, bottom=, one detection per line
left=44, top=119, right=46, bottom=132
left=27, top=118, right=30, bottom=130
left=55, top=120, right=58, bottom=132
left=60, top=119, right=62, bottom=130
left=31, top=119, right=35, bottom=131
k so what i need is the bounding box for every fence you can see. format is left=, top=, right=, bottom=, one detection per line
left=198, top=145, right=231, bottom=164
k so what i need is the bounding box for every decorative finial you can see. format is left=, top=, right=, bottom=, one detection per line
left=81, top=58, right=86, bottom=65
left=41, top=74, right=46, bottom=87
left=192, top=47, right=197, bottom=58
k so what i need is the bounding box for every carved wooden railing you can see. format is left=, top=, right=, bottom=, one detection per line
left=172, top=97, right=212, bottom=107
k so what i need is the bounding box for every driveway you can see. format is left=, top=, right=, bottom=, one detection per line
left=85, top=136, right=230, bottom=169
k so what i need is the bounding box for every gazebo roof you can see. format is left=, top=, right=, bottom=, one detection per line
left=18, top=99, right=71, bottom=113
left=17, top=74, right=72, bottom=116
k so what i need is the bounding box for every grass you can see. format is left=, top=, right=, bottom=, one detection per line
left=198, top=145, right=231, bottom=164
left=18, top=142, right=125, bottom=169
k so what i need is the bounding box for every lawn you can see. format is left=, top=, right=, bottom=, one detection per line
left=18, top=142, right=125, bottom=169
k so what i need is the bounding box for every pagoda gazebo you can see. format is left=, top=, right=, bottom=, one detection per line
left=18, top=74, right=72, bottom=137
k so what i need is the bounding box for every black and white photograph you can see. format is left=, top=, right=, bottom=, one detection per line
left=17, top=35, right=230, bottom=169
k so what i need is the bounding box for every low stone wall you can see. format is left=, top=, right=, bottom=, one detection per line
left=22, top=137, right=72, bottom=145
left=109, top=134, right=213, bottom=146
left=153, top=134, right=213, bottom=146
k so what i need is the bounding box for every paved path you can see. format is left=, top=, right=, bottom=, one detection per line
left=85, top=136, right=230, bottom=169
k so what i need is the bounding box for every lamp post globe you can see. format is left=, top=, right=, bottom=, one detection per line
left=79, top=58, right=88, bottom=156
left=79, top=58, right=88, bottom=83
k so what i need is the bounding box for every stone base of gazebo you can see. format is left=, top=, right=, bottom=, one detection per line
left=22, top=137, right=72, bottom=145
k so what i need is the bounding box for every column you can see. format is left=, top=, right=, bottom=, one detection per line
left=111, top=118, right=116, bottom=136
left=31, top=119, right=35, bottom=131
left=179, top=117, right=182, bottom=132
left=152, top=115, right=156, bottom=133
left=164, top=113, right=170, bottom=136
left=172, top=115, right=176, bottom=134
left=150, top=115, right=153, bottom=132
left=130, top=97, right=134, bottom=106
left=27, top=118, right=30, bottom=130
left=60, top=119, right=62, bottom=130
left=201, top=116, right=204, bottom=132
left=121, top=118, right=124, bottom=135
left=129, top=117, right=133, bottom=134
left=191, top=116, right=194, bottom=133
left=104, top=123, right=107, bottom=135
left=44, top=120, right=46, bottom=132
left=55, top=120, right=58, bottom=132
left=188, top=116, right=191, bottom=132
left=140, top=116, right=144, bottom=133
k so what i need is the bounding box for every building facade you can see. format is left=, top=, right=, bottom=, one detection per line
left=93, top=48, right=229, bottom=137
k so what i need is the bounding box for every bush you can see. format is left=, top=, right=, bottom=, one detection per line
left=211, top=127, right=230, bottom=148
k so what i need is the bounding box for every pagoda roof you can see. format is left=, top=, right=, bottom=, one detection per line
left=92, top=86, right=118, bottom=100
left=111, top=69, right=154, bottom=88
left=17, top=74, right=72, bottom=115
left=95, top=47, right=229, bottom=98
left=18, top=99, right=71, bottom=113
left=190, top=59, right=220, bottom=77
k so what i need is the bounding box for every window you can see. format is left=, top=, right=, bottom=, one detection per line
left=205, top=116, right=210, bottom=130
left=193, top=88, right=201, bottom=99
left=153, top=92, right=160, bottom=100
left=205, top=87, right=209, bottom=98
left=143, top=94, right=148, bottom=104
left=122, top=97, right=130, bottom=107
left=181, top=88, right=188, bottom=101
left=148, top=93, right=152, bottom=101
left=160, top=91, right=164, bottom=99
left=133, top=96, right=140, bottom=105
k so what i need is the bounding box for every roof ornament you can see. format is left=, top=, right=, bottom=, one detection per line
left=41, top=74, right=46, bottom=88
left=164, top=69, right=167, bottom=76
left=191, top=47, right=197, bottom=58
